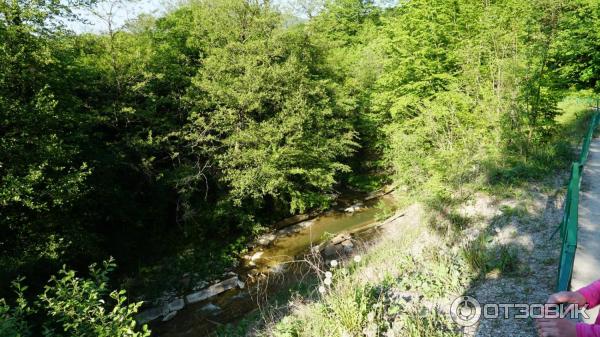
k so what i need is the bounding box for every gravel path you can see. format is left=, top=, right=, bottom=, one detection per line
left=457, top=181, right=565, bottom=337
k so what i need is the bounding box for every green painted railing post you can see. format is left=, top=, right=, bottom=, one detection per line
left=557, top=162, right=580, bottom=291
left=556, top=107, right=600, bottom=291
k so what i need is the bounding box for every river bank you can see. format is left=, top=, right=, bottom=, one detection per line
left=132, top=171, right=568, bottom=337
left=212, top=175, right=566, bottom=337
left=135, top=186, right=397, bottom=335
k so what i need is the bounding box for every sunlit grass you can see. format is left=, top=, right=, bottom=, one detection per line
left=237, top=217, right=468, bottom=337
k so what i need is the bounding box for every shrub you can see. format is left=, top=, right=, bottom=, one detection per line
left=0, top=259, right=149, bottom=337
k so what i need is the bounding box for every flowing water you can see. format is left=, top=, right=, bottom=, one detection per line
left=152, top=194, right=396, bottom=336
left=252, top=195, right=396, bottom=271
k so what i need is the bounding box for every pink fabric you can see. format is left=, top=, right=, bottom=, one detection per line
left=578, top=323, right=600, bottom=337
left=576, top=280, right=600, bottom=337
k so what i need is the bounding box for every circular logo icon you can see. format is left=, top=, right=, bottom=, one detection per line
left=450, top=296, right=481, bottom=326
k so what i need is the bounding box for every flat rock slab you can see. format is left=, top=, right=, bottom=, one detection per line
left=273, top=213, right=318, bottom=230
left=275, top=219, right=315, bottom=236
left=573, top=137, right=600, bottom=323
left=185, top=276, right=240, bottom=304
left=136, top=306, right=163, bottom=324
left=167, top=298, right=185, bottom=312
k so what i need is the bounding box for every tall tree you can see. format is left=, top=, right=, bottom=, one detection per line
left=0, top=0, right=95, bottom=288
left=179, top=0, right=357, bottom=216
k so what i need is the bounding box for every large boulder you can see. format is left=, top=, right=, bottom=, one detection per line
left=344, top=202, right=364, bottom=213
left=321, top=233, right=355, bottom=258
left=250, top=251, right=263, bottom=261
left=322, top=243, right=343, bottom=258
left=341, top=239, right=354, bottom=254
left=331, top=233, right=351, bottom=245
left=257, top=233, right=277, bottom=246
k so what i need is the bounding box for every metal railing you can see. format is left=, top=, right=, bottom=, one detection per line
left=556, top=107, right=600, bottom=291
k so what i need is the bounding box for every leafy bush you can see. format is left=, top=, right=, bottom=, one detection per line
left=0, top=259, right=149, bottom=337
left=0, top=279, right=31, bottom=337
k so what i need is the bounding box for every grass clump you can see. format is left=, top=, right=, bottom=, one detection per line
left=460, top=231, right=520, bottom=276
left=233, top=222, right=467, bottom=337
left=399, top=307, right=460, bottom=337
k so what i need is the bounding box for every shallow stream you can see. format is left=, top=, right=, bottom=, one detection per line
left=152, top=194, right=396, bottom=336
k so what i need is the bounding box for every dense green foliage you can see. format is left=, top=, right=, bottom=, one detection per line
left=1, top=259, right=147, bottom=337
left=3, top=0, right=600, bottom=334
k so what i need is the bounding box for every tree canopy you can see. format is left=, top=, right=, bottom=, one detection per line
left=2, top=0, right=600, bottom=335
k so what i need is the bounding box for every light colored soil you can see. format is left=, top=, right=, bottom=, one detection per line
left=459, top=182, right=565, bottom=337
